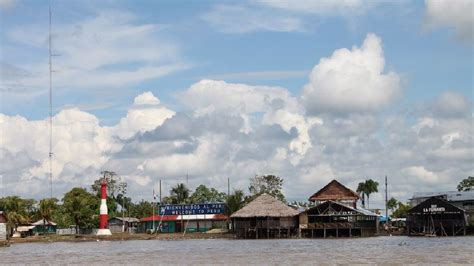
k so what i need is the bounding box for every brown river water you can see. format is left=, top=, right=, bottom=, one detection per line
left=1, top=236, right=473, bottom=264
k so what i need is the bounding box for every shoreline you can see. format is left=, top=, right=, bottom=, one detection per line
left=5, top=232, right=235, bottom=245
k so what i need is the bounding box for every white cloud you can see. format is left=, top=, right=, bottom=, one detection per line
left=256, top=0, right=375, bottom=16
left=134, top=91, right=161, bottom=106
left=202, top=5, right=304, bottom=33
left=180, top=79, right=319, bottom=158
left=1, top=10, right=189, bottom=100
left=0, top=0, right=16, bottom=10
left=301, top=33, right=401, bottom=114
left=0, top=108, right=120, bottom=188
left=203, top=1, right=383, bottom=34
left=113, top=91, right=175, bottom=140
left=402, top=166, right=440, bottom=183
left=1, top=81, right=472, bottom=207
left=432, top=91, right=471, bottom=118
left=424, top=0, right=473, bottom=43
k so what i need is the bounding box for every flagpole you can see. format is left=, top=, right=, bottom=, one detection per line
left=152, top=189, right=155, bottom=234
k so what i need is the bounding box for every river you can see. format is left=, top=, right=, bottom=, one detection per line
left=1, top=236, right=473, bottom=264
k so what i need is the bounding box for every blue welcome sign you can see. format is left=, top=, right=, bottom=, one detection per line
left=159, top=203, right=226, bottom=215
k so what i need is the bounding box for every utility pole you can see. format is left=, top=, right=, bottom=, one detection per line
left=159, top=179, right=162, bottom=204
left=385, top=175, right=388, bottom=221
left=227, top=177, right=230, bottom=196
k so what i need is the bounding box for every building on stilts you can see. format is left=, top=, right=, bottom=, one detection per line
left=407, top=196, right=467, bottom=236
left=231, top=194, right=299, bottom=239
left=299, top=179, right=379, bottom=238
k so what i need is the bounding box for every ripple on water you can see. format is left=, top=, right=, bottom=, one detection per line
left=1, top=236, right=474, bottom=264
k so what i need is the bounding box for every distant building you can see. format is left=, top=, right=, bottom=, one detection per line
left=0, top=211, right=7, bottom=242
left=407, top=197, right=467, bottom=236
left=108, top=217, right=139, bottom=233
left=231, top=193, right=299, bottom=239
left=299, top=201, right=379, bottom=238
left=301, top=180, right=379, bottom=238
left=410, top=191, right=474, bottom=226
left=31, top=219, right=57, bottom=234
left=140, top=214, right=228, bottom=233
left=308, top=179, right=360, bottom=208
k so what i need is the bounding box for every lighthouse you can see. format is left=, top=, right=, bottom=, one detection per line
left=96, top=178, right=112, bottom=236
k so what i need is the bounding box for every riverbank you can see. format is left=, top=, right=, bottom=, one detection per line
left=6, top=232, right=235, bottom=245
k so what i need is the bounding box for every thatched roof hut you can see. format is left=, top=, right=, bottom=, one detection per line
left=231, top=193, right=299, bottom=218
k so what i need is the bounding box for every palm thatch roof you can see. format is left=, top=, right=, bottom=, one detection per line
left=230, top=194, right=299, bottom=218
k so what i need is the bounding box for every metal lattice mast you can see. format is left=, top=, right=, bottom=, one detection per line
left=48, top=6, right=54, bottom=199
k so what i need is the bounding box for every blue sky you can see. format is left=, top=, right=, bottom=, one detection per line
left=0, top=0, right=473, bottom=205
left=2, top=0, right=471, bottom=122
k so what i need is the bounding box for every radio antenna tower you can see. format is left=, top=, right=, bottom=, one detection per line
left=48, top=6, right=54, bottom=199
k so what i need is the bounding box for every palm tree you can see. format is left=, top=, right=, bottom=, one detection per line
left=2, top=196, right=30, bottom=234
left=364, top=179, right=379, bottom=208
left=170, top=183, right=190, bottom=204
left=357, top=179, right=379, bottom=209
left=38, top=198, right=58, bottom=234
left=226, top=189, right=245, bottom=216
left=357, top=182, right=367, bottom=208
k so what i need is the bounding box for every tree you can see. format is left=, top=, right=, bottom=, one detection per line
left=91, top=171, right=120, bottom=199
left=170, top=183, right=190, bottom=204
left=387, top=197, right=398, bottom=213
left=0, top=196, right=35, bottom=233
left=392, top=202, right=410, bottom=218
left=190, top=185, right=226, bottom=203
left=248, top=175, right=286, bottom=202
left=357, top=182, right=367, bottom=208
left=225, top=189, right=245, bottom=216
left=62, top=187, right=99, bottom=232
left=457, top=176, right=474, bottom=192
left=129, top=200, right=154, bottom=218
left=356, top=179, right=379, bottom=209
left=37, top=198, right=58, bottom=221
left=36, top=198, right=58, bottom=234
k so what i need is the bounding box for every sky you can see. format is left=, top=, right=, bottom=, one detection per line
left=0, top=0, right=473, bottom=208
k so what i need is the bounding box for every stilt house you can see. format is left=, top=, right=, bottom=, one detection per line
left=300, top=179, right=379, bottom=238
left=231, top=194, right=299, bottom=239
left=407, top=197, right=467, bottom=236
left=308, top=179, right=360, bottom=208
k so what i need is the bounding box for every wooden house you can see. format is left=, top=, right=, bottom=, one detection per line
left=108, top=217, right=140, bottom=233
left=31, top=219, right=57, bottom=235
left=308, top=179, right=360, bottom=208
left=407, top=197, right=467, bottom=236
left=299, top=201, right=379, bottom=238
left=0, top=211, right=7, bottom=242
left=230, top=194, right=299, bottom=239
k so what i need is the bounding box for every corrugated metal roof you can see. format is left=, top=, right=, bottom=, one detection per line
left=112, top=217, right=140, bottom=223
left=177, top=214, right=228, bottom=220
left=140, top=214, right=228, bottom=222
left=412, top=191, right=474, bottom=202
left=140, top=215, right=178, bottom=222
left=16, top=226, right=35, bottom=232
left=32, top=219, right=57, bottom=226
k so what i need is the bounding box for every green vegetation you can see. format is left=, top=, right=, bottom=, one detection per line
left=248, top=175, right=286, bottom=202
left=356, top=179, right=379, bottom=208
left=387, top=197, right=398, bottom=212
left=392, top=202, right=410, bottom=218
left=457, top=176, right=474, bottom=192
left=225, top=189, right=245, bottom=216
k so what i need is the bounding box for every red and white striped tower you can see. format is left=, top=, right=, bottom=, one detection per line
left=96, top=178, right=112, bottom=235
